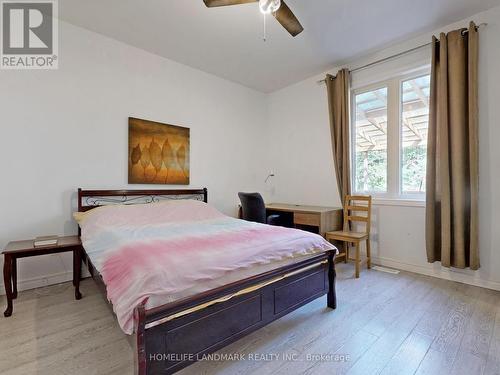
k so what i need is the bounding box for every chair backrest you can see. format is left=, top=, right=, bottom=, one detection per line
left=343, top=195, right=372, bottom=234
left=238, top=192, right=266, bottom=224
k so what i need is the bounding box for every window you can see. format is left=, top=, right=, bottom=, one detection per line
left=400, top=75, right=430, bottom=194
left=354, top=87, right=388, bottom=193
left=351, top=70, right=430, bottom=200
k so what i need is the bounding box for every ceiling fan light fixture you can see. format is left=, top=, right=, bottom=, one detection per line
left=259, top=0, right=281, bottom=14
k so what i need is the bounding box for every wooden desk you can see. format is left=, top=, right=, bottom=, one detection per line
left=265, top=203, right=342, bottom=237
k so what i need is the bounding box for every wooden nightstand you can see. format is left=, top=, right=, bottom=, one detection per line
left=2, top=235, right=83, bottom=317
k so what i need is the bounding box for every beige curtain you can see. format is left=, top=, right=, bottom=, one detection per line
left=426, top=22, right=479, bottom=269
left=326, top=69, right=351, bottom=203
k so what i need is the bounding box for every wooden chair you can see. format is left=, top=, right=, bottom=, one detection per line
left=326, top=195, right=372, bottom=278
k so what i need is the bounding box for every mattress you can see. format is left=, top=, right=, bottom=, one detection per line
left=76, top=199, right=336, bottom=334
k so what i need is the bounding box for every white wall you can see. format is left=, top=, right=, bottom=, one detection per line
left=0, top=20, right=267, bottom=292
left=265, top=5, right=500, bottom=290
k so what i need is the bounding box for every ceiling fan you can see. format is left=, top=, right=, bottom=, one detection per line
left=203, top=0, right=304, bottom=37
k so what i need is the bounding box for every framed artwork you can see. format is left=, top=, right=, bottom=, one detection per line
left=128, top=117, right=190, bottom=185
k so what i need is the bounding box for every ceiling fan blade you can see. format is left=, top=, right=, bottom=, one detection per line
left=203, top=0, right=257, bottom=7
left=273, top=1, right=304, bottom=37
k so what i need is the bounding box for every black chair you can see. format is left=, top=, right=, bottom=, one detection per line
left=238, top=192, right=282, bottom=225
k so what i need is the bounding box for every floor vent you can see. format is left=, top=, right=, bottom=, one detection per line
left=372, top=265, right=400, bottom=274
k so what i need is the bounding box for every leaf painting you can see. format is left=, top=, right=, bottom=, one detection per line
left=176, top=144, right=187, bottom=178
left=131, top=144, right=141, bottom=165
left=128, top=117, right=189, bottom=185
left=162, top=138, right=175, bottom=183
left=140, top=144, right=150, bottom=178
left=149, top=138, right=163, bottom=179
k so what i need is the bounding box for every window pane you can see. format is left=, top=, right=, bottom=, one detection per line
left=354, top=87, right=388, bottom=192
left=401, top=75, right=430, bottom=193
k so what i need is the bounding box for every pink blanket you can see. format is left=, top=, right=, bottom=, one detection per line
left=77, top=200, right=336, bottom=334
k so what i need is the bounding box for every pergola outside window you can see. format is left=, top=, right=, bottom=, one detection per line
left=352, top=70, right=430, bottom=199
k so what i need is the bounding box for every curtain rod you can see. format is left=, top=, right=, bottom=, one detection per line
left=317, top=22, right=487, bottom=85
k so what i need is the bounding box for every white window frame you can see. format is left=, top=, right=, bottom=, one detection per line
left=350, top=66, right=431, bottom=202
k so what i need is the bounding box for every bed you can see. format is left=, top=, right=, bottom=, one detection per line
left=75, top=188, right=337, bottom=375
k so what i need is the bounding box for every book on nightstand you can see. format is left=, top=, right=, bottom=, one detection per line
left=33, top=235, right=59, bottom=247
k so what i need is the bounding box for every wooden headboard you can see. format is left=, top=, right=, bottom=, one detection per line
left=77, top=188, right=208, bottom=212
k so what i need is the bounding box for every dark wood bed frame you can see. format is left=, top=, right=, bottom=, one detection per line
left=76, top=188, right=337, bottom=375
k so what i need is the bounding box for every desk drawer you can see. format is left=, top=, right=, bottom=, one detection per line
left=294, top=213, right=320, bottom=226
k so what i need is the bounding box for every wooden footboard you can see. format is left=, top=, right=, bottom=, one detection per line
left=133, top=250, right=336, bottom=375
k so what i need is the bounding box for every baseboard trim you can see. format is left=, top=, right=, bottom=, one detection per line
left=0, top=271, right=73, bottom=296
left=372, top=256, right=500, bottom=291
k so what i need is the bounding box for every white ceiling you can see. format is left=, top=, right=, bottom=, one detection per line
left=59, top=0, right=500, bottom=93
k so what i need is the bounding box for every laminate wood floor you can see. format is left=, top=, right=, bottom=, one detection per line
left=1, top=264, right=499, bottom=375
